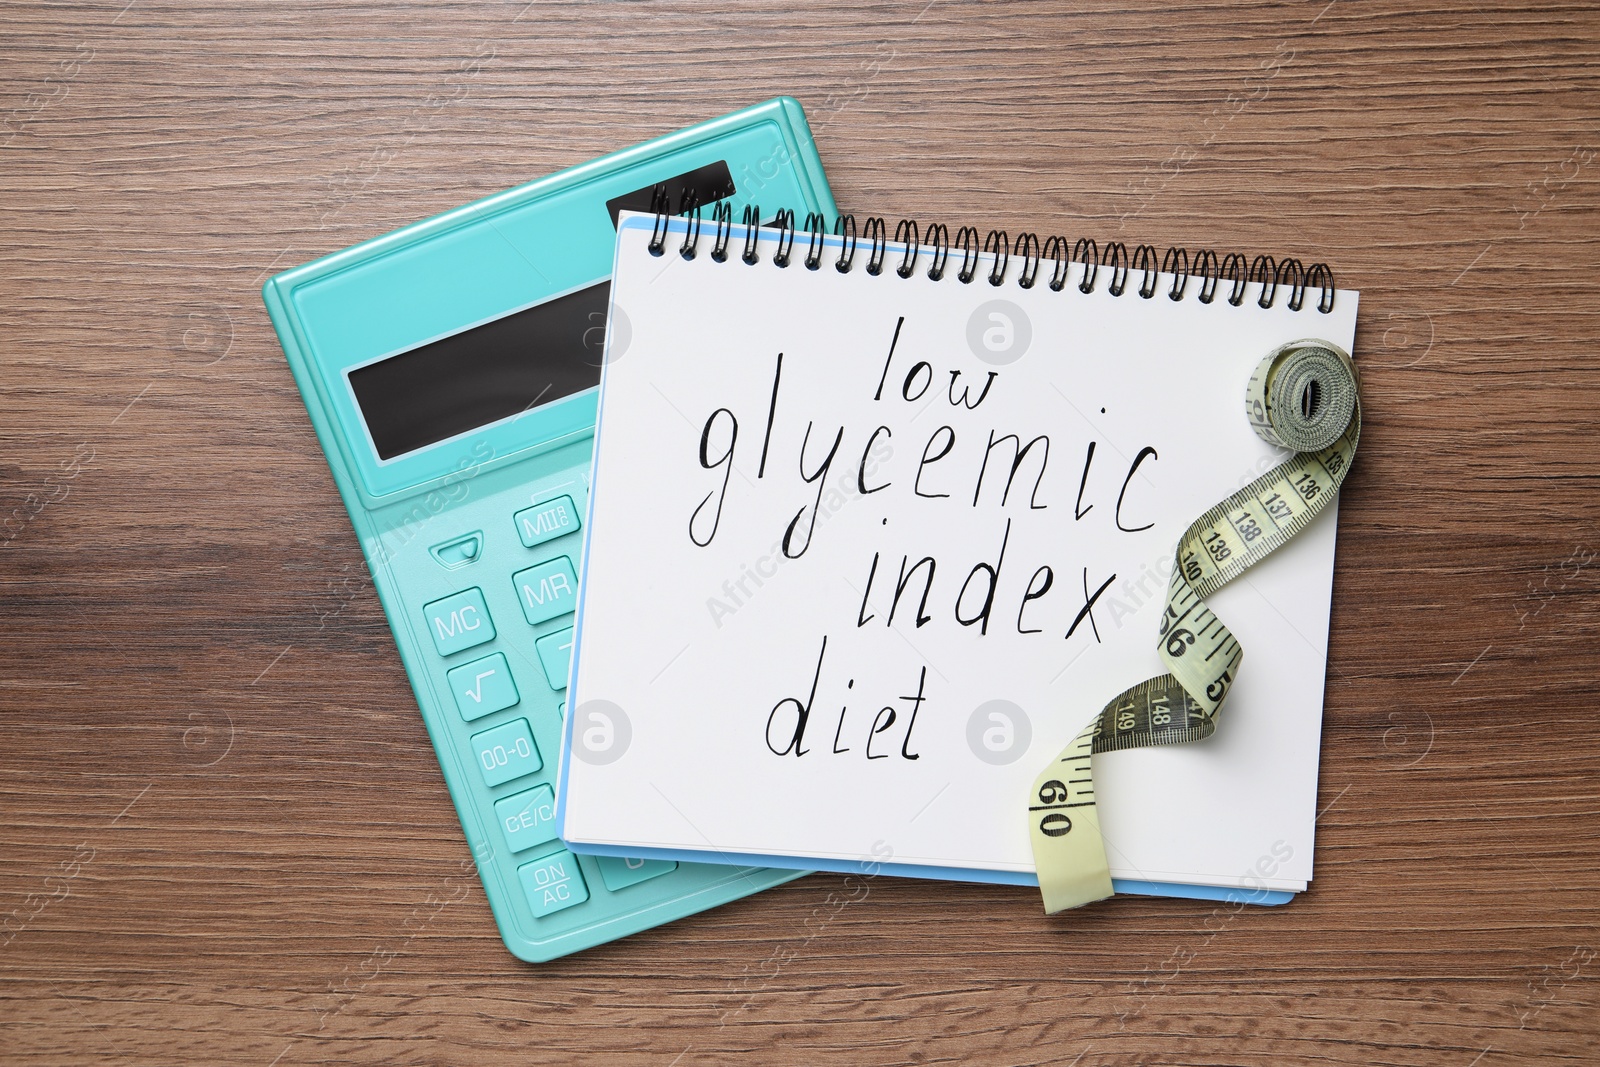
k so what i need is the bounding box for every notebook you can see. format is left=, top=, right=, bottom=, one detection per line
left=555, top=211, right=1357, bottom=898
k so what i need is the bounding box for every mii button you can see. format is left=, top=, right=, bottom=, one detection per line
left=514, top=495, right=579, bottom=549
left=512, top=558, right=578, bottom=626
left=422, top=588, right=495, bottom=657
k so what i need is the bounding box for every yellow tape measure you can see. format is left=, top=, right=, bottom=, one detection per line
left=1028, top=338, right=1361, bottom=913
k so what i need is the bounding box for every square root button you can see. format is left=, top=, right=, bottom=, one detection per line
left=446, top=652, right=519, bottom=721
left=518, top=850, right=589, bottom=918
left=512, top=558, right=578, bottom=625
left=422, top=588, right=495, bottom=657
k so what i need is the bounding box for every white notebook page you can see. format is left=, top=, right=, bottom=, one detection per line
left=559, top=214, right=1357, bottom=893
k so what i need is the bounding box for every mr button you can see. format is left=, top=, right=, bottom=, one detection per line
left=512, top=558, right=577, bottom=625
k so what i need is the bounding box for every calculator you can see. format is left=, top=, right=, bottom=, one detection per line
left=261, top=99, right=837, bottom=961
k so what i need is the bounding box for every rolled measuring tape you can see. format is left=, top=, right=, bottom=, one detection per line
left=1028, top=338, right=1361, bottom=913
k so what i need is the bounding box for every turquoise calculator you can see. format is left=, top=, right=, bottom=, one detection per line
left=261, top=99, right=837, bottom=961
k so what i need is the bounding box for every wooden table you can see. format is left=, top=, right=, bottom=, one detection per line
left=4, top=1, right=1597, bottom=1063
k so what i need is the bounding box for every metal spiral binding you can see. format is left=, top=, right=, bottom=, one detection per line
left=657, top=203, right=1337, bottom=313
left=1016, top=233, right=1041, bottom=289
left=863, top=217, right=889, bottom=276
left=955, top=226, right=980, bottom=284
left=740, top=205, right=761, bottom=265
left=771, top=209, right=796, bottom=267
left=926, top=223, right=950, bottom=281
left=983, top=230, right=1008, bottom=286
left=707, top=202, right=732, bottom=262
left=676, top=190, right=702, bottom=260
left=834, top=214, right=858, bottom=272
left=803, top=211, right=827, bottom=270
left=1133, top=245, right=1159, bottom=299
left=893, top=219, right=919, bottom=278
left=646, top=185, right=672, bottom=257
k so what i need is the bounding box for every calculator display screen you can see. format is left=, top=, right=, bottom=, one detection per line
left=349, top=282, right=610, bottom=460
left=604, top=159, right=735, bottom=224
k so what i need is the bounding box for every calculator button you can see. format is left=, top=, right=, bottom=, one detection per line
left=511, top=558, right=578, bottom=625
left=470, top=718, right=541, bottom=786
left=428, top=531, right=483, bottom=569
left=518, top=850, right=589, bottom=918
left=494, top=785, right=558, bottom=853
left=535, top=628, right=574, bottom=691
left=446, top=652, right=519, bottom=721
left=514, top=495, right=580, bottom=549
left=596, top=855, right=677, bottom=892
left=422, top=588, right=495, bottom=657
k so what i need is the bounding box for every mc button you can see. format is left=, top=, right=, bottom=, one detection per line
left=422, top=588, right=495, bottom=657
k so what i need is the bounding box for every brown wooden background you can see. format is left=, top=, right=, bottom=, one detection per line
left=4, top=1, right=1598, bottom=1063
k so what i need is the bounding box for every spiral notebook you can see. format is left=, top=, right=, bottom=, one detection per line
left=556, top=211, right=1358, bottom=899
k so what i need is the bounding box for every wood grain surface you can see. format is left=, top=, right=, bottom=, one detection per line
left=3, top=1, right=1599, bottom=1063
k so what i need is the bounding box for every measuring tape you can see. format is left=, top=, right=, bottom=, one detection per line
left=1028, top=338, right=1361, bottom=913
